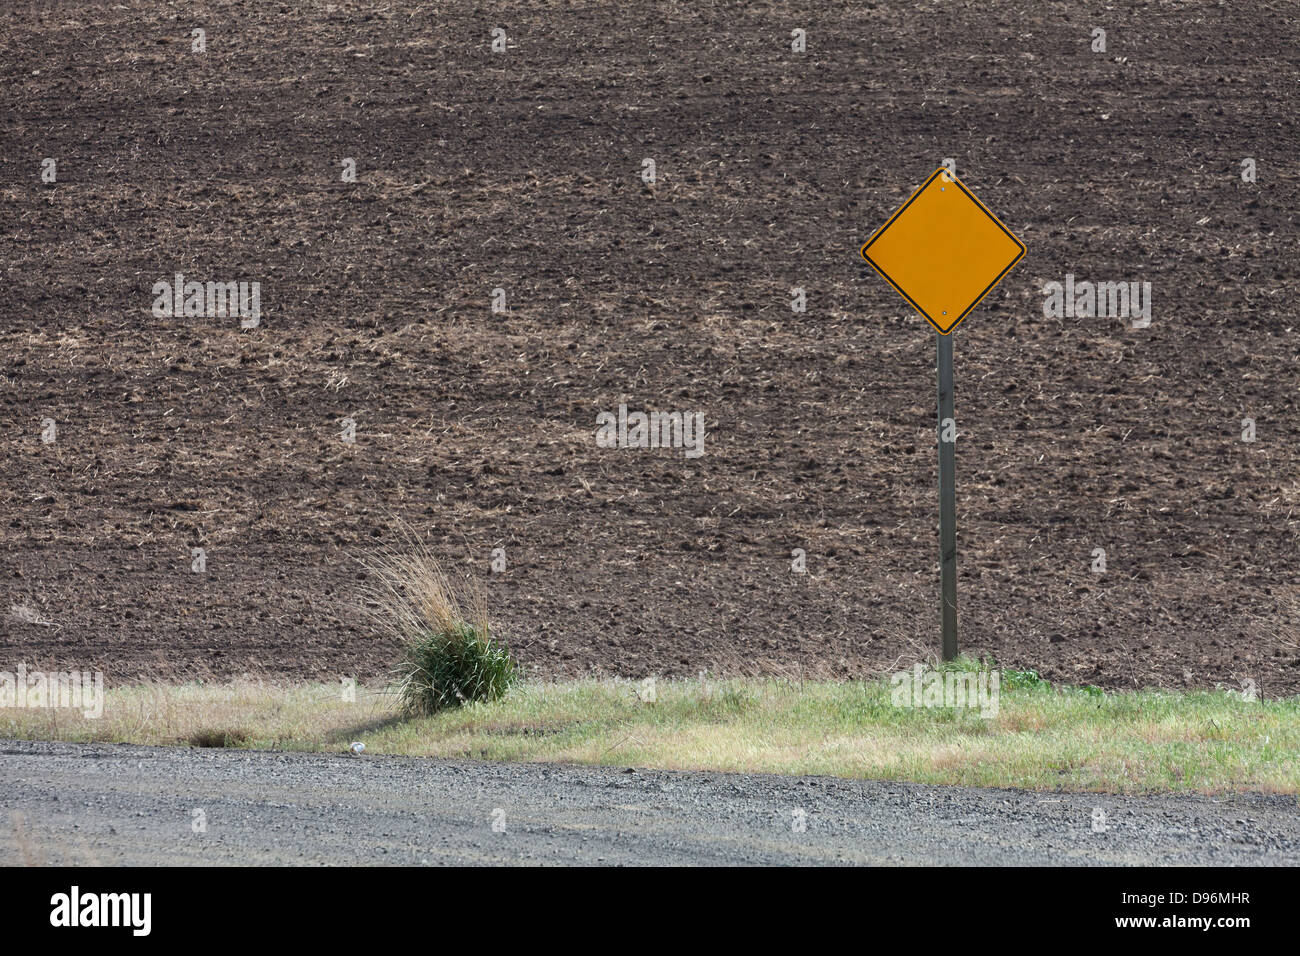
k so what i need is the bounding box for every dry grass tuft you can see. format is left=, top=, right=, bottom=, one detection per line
left=357, top=525, right=514, bottom=715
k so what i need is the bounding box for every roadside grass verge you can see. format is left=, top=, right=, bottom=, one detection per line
left=2, top=673, right=1297, bottom=794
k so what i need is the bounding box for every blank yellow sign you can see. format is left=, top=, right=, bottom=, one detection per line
left=860, top=170, right=1025, bottom=334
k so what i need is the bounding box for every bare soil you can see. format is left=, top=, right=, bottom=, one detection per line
left=2, top=1, right=1298, bottom=693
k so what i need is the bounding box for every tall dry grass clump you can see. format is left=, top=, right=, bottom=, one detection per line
left=359, top=532, right=517, bottom=715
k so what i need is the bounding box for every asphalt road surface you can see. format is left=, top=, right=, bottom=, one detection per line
left=1, top=740, right=1296, bottom=866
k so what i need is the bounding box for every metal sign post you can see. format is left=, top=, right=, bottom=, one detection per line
left=937, top=332, right=958, bottom=661
left=859, top=168, right=1025, bottom=662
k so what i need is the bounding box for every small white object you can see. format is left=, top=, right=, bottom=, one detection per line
left=349, top=741, right=365, bottom=755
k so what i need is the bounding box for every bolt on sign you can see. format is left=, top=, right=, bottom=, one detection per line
left=859, top=168, right=1025, bottom=334
left=858, top=168, right=1025, bottom=660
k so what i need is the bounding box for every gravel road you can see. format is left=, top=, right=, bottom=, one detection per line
left=1, top=740, right=1295, bottom=866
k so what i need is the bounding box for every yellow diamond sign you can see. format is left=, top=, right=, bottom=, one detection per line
left=860, top=169, right=1025, bottom=334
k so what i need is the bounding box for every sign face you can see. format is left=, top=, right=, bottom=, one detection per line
left=860, top=169, right=1026, bottom=334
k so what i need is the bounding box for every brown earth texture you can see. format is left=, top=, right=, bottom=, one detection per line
left=2, top=0, right=1298, bottom=694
